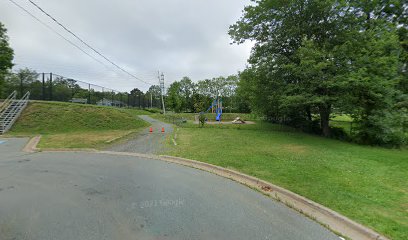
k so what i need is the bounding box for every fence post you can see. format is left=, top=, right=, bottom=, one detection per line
left=19, top=73, right=23, bottom=98
left=49, top=73, right=53, bottom=101
left=42, top=73, right=45, bottom=100
left=88, top=84, right=91, bottom=104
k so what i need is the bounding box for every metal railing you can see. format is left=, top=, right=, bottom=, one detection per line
left=0, top=91, right=30, bottom=134
left=0, top=90, right=17, bottom=114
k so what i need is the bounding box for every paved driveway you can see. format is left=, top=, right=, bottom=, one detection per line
left=106, top=115, right=173, bottom=154
left=0, top=138, right=339, bottom=240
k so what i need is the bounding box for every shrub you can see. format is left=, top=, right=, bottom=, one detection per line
left=198, top=113, right=206, bottom=128
left=329, top=127, right=350, bottom=141
left=354, top=110, right=407, bottom=147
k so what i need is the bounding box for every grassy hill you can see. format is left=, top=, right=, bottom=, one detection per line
left=8, top=101, right=150, bottom=148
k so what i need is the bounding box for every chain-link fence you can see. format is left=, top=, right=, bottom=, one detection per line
left=1, top=72, right=162, bottom=109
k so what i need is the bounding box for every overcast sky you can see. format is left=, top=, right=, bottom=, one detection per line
left=0, top=0, right=253, bottom=91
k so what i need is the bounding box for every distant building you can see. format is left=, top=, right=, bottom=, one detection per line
left=70, top=98, right=88, bottom=104
left=96, top=98, right=123, bottom=107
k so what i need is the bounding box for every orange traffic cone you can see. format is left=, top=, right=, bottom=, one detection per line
left=161, top=127, right=165, bottom=133
left=149, top=127, right=153, bottom=133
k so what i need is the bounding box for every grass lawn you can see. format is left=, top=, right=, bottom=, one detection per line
left=154, top=112, right=260, bottom=121
left=330, top=114, right=356, bottom=134
left=332, top=114, right=353, bottom=122
left=165, top=122, right=408, bottom=239
left=8, top=101, right=150, bottom=148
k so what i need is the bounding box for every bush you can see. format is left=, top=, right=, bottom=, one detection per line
left=354, top=110, right=407, bottom=147
left=198, top=113, right=206, bottom=128
left=329, top=127, right=350, bottom=141
left=145, top=108, right=162, bottom=114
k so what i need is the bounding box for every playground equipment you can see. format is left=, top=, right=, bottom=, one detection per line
left=205, top=97, right=223, bottom=121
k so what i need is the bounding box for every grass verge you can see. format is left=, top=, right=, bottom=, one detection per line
left=7, top=101, right=150, bottom=148
left=163, top=121, right=408, bottom=240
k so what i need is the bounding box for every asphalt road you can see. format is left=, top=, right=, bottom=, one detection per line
left=106, top=115, right=173, bottom=154
left=0, top=138, right=340, bottom=240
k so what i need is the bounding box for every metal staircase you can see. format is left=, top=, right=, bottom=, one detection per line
left=0, top=91, right=30, bottom=134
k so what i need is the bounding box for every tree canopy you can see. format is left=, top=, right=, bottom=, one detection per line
left=0, top=22, right=14, bottom=96
left=230, top=0, right=407, bottom=146
left=166, top=75, right=244, bottom=113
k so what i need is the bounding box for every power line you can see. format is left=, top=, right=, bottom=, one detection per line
left=6, top=0, right=158, bottom=87
left=26, top=0, right=152, bottom=86
left=14, top=57, right=159, bottom=81
left=7, top=0, right=111, bottom=69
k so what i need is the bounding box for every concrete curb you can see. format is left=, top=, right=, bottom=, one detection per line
left=157, top=155, right=388, bottom=240
left=23, top=138, right=388, bottom=240
left=22, top=135, right=41, bottom=153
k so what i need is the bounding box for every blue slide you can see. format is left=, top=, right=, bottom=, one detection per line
left=205, top=99, right=222, bottom=121
left=216, top=112, right=222, bottom=121
left=215, top=103, right=222, bottom=121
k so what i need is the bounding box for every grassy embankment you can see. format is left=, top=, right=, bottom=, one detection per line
left=155, top=114, right=407, bottom=240
left=8, top=101, right=150, bottom=149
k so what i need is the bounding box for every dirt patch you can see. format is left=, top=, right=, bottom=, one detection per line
left=281, top=144, right=308, bottom=154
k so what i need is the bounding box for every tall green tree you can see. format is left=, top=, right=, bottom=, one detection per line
left=230, top=0, right=406, bottom=145
left=146, top=85, right=162, bottom=108
left=3, top=68, right=39, bottom=98
left=230, top=0, right=355, bottom=136
left=0, top=22, right=14, bottom=97
left=167, top=81, right=183, bottom=113
left=130, top=88, right=144, bottom=108
left=179, top=77, right=195, bottom=112
left=345, top=26, right=405, bottom=145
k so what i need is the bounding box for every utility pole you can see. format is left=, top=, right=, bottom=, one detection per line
left=150, top=92, right=153, bottom=109
left=88, top=83, right=91, bottom=104
left=42, top=73, right=45, bottom=100
left=49, top=73, right=53, bottom=101
left=159, top=71, right=166, bottom=114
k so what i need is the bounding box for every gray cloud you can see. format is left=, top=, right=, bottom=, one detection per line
left=0, top=0, right=252, bottom=91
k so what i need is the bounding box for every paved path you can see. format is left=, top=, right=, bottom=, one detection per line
left=0, top=138, right=340, bottom=240
left=106, top=115, right=173, bottom=154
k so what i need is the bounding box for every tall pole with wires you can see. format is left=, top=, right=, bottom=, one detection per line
left=159, top=71, right=166, bottom=114
left=150, top=92, right=153, bottom=109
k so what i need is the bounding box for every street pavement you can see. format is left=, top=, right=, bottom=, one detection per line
left=0, top=138, right=340, bottom=240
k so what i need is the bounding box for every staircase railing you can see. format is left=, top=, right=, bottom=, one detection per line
left=0, top=91, right=30, bottom=134
left=0, top=90, right=17, bottom=114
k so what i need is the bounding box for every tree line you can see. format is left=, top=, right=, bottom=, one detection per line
left=229, top=0, right=407, bottom=146
left=166, top=75, right=249, bottom=113
left=0, top=67, right=163, bottom=108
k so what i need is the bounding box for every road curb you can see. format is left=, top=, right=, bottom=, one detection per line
left=22, top=135, right=41, bottom=152
left=156, top=155, right=388, bottom=240
left=23, top=137, right=388, bottom=240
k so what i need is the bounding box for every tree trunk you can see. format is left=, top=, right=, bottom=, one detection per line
left=306, top=106, right=312, bottom=122
left=319, top=104, right=331, bottom=137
